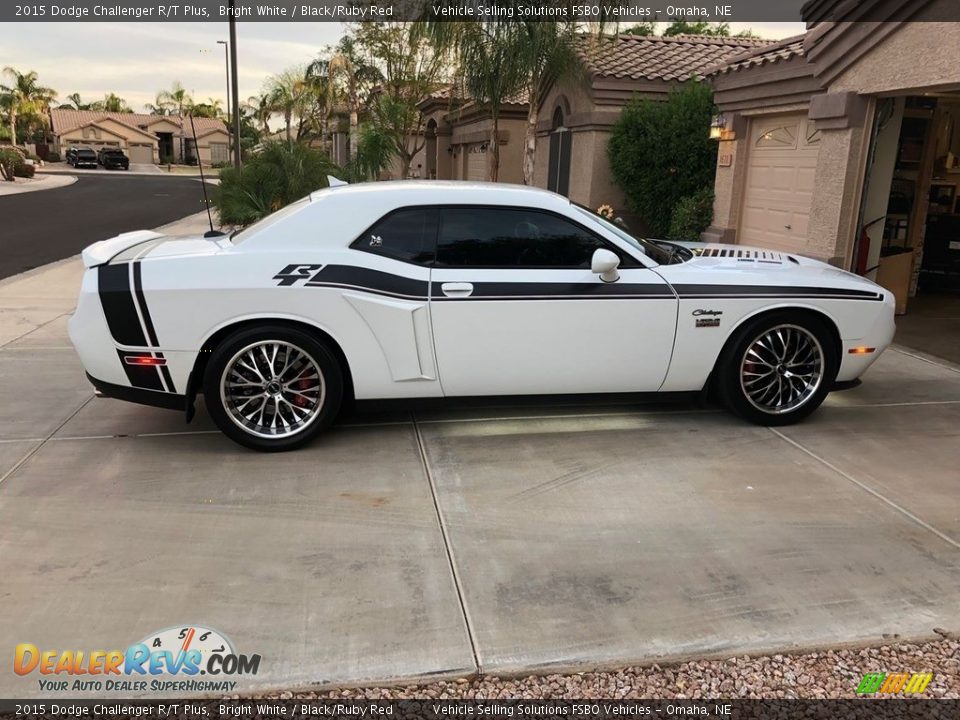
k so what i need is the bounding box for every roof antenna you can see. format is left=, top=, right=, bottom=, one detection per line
left=188, top=113, right=224, bottom=238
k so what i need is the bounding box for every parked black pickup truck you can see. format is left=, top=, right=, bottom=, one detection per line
left=98, top=148, right=129, bottom=170
left=68, top=147, right=98, bottom=168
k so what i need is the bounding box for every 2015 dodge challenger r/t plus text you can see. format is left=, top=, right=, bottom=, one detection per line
left=68, top=181, right=896, bottom=451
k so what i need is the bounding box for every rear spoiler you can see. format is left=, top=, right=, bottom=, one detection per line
left=81, top=230, right=164, bottom=268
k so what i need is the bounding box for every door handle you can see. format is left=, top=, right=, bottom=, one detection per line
left=441, top=282, right=474, bottom=297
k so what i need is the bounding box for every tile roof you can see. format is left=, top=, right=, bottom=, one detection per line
left=706, top=34, right=808, bottom=76
left=418, top=83, right=529, bottom=110
left=49, top=109, right=228, bottom=136
left=578, top=33, right=776, bottom=82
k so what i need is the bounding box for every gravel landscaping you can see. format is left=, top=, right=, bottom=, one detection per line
left=263, top=634, right=959, bottom=700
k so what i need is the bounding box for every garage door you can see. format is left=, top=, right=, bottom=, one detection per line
left=739, top=114, right=820, bottom=253
left=128, top=144, right=153, bottom=164
left=466, top=144, right=487, bottom=181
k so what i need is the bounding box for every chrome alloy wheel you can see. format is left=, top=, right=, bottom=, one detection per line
left=739, top=324, right=824, bottom=415
left=220, top=340, right=326, bottom=439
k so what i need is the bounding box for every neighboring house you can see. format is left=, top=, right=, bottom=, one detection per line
left=705, top=0, right=960, bottom=313
left=414, top=85, right=529, bottom=183
left=534, top=34, right=772, bottom=223
left=48, top=109, right=230, bottom=165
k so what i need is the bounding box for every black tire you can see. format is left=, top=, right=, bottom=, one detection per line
left=716, top=311, right=838, bottom=426
left=203, top=325, right=343, bottom=451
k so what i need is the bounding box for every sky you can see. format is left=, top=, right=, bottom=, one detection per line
left=2, top=21, right=805, bottom=118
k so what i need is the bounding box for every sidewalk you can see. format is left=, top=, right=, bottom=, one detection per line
left=0, top=173, right=76, bottom=196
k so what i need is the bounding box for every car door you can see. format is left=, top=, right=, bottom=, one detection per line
left=428, top=206, right=677, bottom=397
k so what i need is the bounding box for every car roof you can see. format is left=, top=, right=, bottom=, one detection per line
left=309, top=180, right=572, bottom=212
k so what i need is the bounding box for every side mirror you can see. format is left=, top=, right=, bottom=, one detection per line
left=591, top=248, right=621, bottom=283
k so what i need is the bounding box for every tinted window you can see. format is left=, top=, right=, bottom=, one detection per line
left=353, top=208, right=437, bottom=265
left=436, top=208, right=609, bottom=268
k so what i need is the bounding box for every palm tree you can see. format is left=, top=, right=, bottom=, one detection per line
left=156, top=81, right=193, bottom=117
left=314, top=35, right=384, bottom=162
left=96, top=92, right=132, bottom=113
left=61, top=92, right=93, bottom=110
left=421, top=11, right=606, bottom=184
left=246, top=94, right=272, bottom=135
left=266, top=68, right=309, bottom=147
left=0, top=67, right=57, bottom=145
left=420, top=22, right=527, bottom=181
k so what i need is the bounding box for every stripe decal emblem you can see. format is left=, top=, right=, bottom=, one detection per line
left=98, top=259, right=175, bottom=393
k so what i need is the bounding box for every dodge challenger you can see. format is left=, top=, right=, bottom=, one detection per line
left=69, top=182, right=895, bottom=451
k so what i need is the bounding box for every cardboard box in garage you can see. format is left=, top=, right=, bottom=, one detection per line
left=876, top=249, right=914, bottom=315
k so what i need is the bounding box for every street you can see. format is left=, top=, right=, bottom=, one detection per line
left=0, top=174, right=212, bottom=278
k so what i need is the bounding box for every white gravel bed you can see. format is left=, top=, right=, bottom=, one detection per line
left=265, top=635, right=959, bottom=700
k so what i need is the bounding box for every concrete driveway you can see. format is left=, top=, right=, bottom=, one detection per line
left=1, top=256, right=959, bottom=698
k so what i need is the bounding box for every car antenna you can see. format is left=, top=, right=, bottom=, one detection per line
left=188, top=113, right=225, bottom=238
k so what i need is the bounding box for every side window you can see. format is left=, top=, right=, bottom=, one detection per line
left=436, top=208, right=624, bottom=268
left=352, top=208, right=437, bottom=265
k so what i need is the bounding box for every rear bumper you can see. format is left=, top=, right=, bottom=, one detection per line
left=87, top=373, right=186, bottom=411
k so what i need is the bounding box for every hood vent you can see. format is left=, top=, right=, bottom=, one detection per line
left=695, top=247, right=785, bottom=264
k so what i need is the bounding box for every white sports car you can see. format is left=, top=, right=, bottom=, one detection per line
left=69, top=182, right=895, bottom=451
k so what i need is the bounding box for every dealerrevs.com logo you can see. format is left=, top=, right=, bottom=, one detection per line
left=15, top=625, right=261, bottom=693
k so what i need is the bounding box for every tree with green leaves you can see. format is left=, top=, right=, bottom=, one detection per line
left=418, top=20, right=527, bottom=181
left=608, top=80, right=718, bottom=237
left=350, top=22, right=447, bottom=179
left=0, top=67, right=57, bottom=145
left=312, top=34, right=384, bottom=162
left=93, top=92, right=132, bottom=113
left=156, top=81, right=193, bottom=117
left=215, top=141, right=340, bottom=226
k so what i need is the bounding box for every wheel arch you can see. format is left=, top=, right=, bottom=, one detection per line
left=708, top=305, right=843, bottom=393
left=187, top=316, right=355, bottom=409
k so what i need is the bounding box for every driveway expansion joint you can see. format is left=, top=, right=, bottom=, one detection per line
left=769, top=427, right=960, bottom=552
left=412, top=411, right=483, bottom=678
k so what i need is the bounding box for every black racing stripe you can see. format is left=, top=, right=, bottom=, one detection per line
left=673, top=284, right=882, bottom=300
left=156, top=354, right=176, bottom=394
left=305, top=265, right=430, bottom=299
left=430, top=281, right=673, bottom=299
left=98, top=265, right=147, bottom=346
left=117, top=350, right=164, bottom=391
left=132, top=261, right=160, bottom=346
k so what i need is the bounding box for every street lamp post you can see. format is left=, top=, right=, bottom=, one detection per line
left=216, top=40, right=231, bottom=159
left=228, top=0, right=241, bottom=169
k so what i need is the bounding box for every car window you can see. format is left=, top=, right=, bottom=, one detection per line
left=351, top=208, right=437, bottom=265
left=435, top=207, right=621, bottom=268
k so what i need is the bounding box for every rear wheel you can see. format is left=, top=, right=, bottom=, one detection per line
left=717, top=312, right=837, bottom=426
left=203, top=325, right=343, bottom=451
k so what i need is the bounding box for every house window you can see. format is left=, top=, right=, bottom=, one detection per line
left=547, top=107, right=571, bottom=197
left=756, top=124, right=798, bottom=149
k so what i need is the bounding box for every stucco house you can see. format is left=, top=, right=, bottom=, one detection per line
left=706, top=0, right=960, bottom=317
left=48, top=109, right=231, bottom=165
left=405, top=86, right=529, bottom=183
left=533, top=33, right=772, bottom=221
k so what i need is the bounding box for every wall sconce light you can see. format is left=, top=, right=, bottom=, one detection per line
left=710, top=113, right=726, bottom=141
left=446, top=146, right=453, bottom=155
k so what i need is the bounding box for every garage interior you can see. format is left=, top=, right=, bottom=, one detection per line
left=856, top=91, right=960, bottom=364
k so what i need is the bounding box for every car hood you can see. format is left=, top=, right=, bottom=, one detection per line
left=664, top=241, right=886, bottom=296
left=82, top=230, right=227, bottom=268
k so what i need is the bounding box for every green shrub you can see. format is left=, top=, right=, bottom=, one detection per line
left=0, top=148, right=23, bottom=181
left=14, top=162, right=35, bottom=178
left=668, top=187, right=715, bottom=241
left=608, top=81, right=718, bottom=237
left=46, top=151, right=60, bottom=162
left=215, top=141, right=342, bottom=226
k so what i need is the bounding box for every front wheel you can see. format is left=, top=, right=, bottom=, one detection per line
left=716, top=313, right=837, bottom=426
left=203, top=326, right=343, bottom=451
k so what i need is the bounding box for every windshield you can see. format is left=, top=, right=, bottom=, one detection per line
left=229, top=195, right=311, bottom=243
left=572, top=205, right=676, bottom=265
